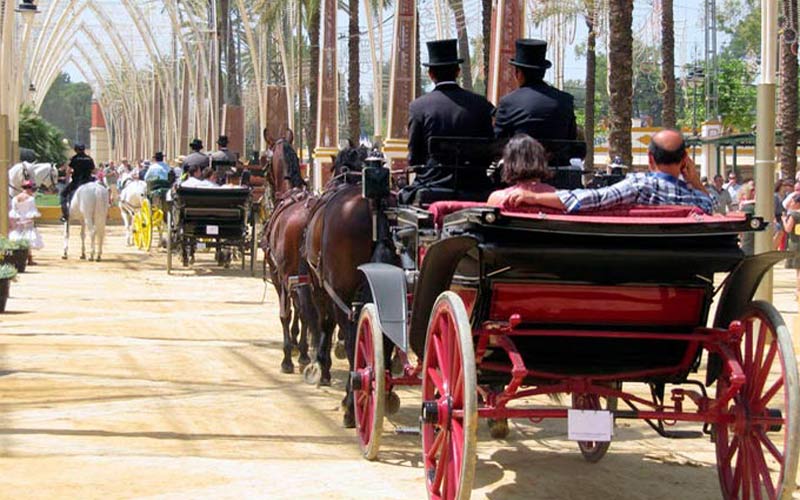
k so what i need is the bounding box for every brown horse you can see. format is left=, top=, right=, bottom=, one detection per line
left=261, top=128, right=304, bottom=205
left=302, top=145, right=396, bottom=427
left=263, top=187, right=317, bottom=374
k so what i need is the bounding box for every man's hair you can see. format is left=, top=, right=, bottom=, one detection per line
left=429, top=64, right=459, bottom=83
left=202, top=167, right=215, bottom=180
left=187, top=164, right=200, bottom=176
left=713, top=174, right=723, bottom=182
left=648, top=135, right=686, bottom=165
left=154, top=152, right=164, bottom=162
left=217, top=135, right=229, bottom=147
left=517, top=67, right=546, bottom=84
left=501, top=134, right=552, bottom=184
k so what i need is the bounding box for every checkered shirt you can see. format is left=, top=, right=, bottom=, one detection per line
left=556, top=172, right=718, bottom=215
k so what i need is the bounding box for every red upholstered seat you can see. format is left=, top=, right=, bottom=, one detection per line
left=427, top=201, right=739, bottom=228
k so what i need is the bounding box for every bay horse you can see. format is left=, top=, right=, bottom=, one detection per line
left=263, top=187, right=315, bottom=374
left=301, top=144, right=396, bottom=427
left=261, top=128, right=303, bottom=205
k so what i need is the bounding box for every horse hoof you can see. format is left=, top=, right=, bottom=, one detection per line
left=488, top=418, right=510, bottom=439
left=298, top=354, right=311, bottom=369
left=303, top=363, right=322, bottom=385
left=319, top=375, right=332, bottom=387
left=80, top=255, right=86, bottom=260
left=342, top=409, right=356, bottom=429
left=96, top=256, right=101, bottom=262
left=280, top=361, right=294, bottom=374
left=334, top=340, right=347, bottom=360
left=61, top=255, right=68, bottom=260
left=386, top=391, right=401, bottom=415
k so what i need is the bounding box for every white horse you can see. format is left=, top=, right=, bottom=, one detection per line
left=63, top=182, right=109, bottom=261
left=9, top=162, right=59, bottom=195
left=118, top=179, right=146, bottom=246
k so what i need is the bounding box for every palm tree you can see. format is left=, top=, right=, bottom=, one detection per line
left=307, top=0, right=320, bottom=153
left=661, top=0, right=675, bottom=128
left=348, top=0, right=360, bottom=143
left=780, top=0, right=798, bottom=179
left=583, top=0, right=597, bottom=171
left=608, top=0, right=633, bottom=166
left=482, top=0, right=491, bottom=94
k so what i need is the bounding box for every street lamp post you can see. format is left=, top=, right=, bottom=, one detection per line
left=754, top=0, right=778, bottom=301
left=0, top=0, right=38, bottom=237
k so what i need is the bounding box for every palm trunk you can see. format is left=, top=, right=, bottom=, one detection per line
left=608, top=0, right=633, bottom=166
left=308, top=2, right=320, bottom=153
left=661, top=0, right=675, bottom=128
left=780, top=0, right=798, bottom=179
left=415, top=9, right=422, bottom=100
left=584, top=1, right=596, bottom=171
left=449, top=0, right=473, bottom=90
left=348, top=0, right=361, bottom=144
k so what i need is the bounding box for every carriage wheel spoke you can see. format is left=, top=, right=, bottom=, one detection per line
left=725, top=436, right=740, bottom=464
left=751, top=340, right=778, bottom=404
left=433, top=335, right=449, bottom=387
left=744, top=322, right=753, bottom=375
left=432, top=430, right=450, bottom=494
left=749, top=321, right=766, bottom=400
left=427, top=367, right=445, bottom=396
left=732, top=442, right=744, bottom=497
left=756, top=428, right=784, bottom=464
left=452, top=368, right=464, bottom=407
left=758, top=376, right=784, bottom=410
left=427, top=428, right=445, bottom=462
left=750, top=437, right=775, bottom=500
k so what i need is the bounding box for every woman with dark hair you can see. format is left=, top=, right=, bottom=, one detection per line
left=487, top=134, right=555, bottom=207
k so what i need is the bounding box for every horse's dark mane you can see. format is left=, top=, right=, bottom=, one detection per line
left=332, top=144, right=369, bottom=180
left=280, top=140, right=305, bottom=189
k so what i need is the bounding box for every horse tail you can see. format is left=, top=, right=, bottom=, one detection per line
left=282, top=141, right=305, bottom=188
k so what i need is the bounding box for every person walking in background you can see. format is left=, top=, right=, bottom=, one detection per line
left=782, top=194, right=800, bottom=298
left=10, top=180, right=43, bottom=264
left=724, top=171, right=742, bottom=211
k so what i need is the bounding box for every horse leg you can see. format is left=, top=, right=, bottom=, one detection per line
left=62, top=222, right=69, bottom=260
left=336, top=309, right=357, bottom=428
left=79, top=222, right=86, bottom=260
left=277, top=284, right=294, bottom=374
left=87, top=218, right=97, bottom=261
left=96, top=213, right=106, bottom=262
left=293, top=287, right=312, bottom=368
left=290, top=298, right=301, bottom=352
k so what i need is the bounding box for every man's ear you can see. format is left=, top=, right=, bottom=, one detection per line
left=647, top=153, right=656, bottom=172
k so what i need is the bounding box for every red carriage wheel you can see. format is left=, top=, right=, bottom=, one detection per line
left=714, top=301, right=800, bottom=499
left=352, top=304, right=385, bottom=460
left=572, top=389, right=618, bottom=463
left=421, top=292, right=477, bottom=500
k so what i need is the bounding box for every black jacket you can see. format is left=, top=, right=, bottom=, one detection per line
left=68, top=153, right=95, bottom=181
left=408, top=82, right=494, bottom=167
left=494, top=81, right=577, bottom=141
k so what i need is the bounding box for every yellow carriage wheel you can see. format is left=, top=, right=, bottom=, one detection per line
left=141, top=199, right=153, bottom=252
left=132, top=212, right=144, bottom=249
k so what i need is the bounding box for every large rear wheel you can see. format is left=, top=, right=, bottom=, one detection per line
left=421, top=292, right=477, bottom=500
left=714, top=301, right=800, bottom=499
left=352, top=304, right=385, bottom=460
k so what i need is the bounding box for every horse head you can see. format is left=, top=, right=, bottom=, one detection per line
left=35, top=164, right=59, bottom=193
left=332, top=141, right=369, bottom=180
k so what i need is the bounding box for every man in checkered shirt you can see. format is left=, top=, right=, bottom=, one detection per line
left=505, top=129, right=717, bottom=215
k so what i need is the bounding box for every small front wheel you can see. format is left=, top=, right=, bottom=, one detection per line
left=352, top=304, right=385, bottom=460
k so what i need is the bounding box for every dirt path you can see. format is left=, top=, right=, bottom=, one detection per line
left=0, top=225, right=798, bottom=499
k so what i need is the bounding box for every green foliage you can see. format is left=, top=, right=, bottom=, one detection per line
left=18, top=106, right=68, bottom=165
left=718, top=0, right=760, bottom=59
left=0, top=236, right=29, bottom=251
left=0, top=264, right=17, bottom=280
left=717, top=57, right=758, bottom=131
left=39, top=72, right=92, bottom=147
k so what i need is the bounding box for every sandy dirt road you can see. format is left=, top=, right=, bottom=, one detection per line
left=0, top=225, right=799, bottom=499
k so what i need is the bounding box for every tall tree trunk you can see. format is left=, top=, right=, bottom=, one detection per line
left=416, top=9, right=422, bottom=99
left=308, top=2, right=320, bottom=153
left=482, top=0, right=491, bottom=94
left=661, top=0, right=675, bottom=128
left=608, top=0, right=633, bottom=166
left=348, top=0, right=360, bottom=144
left=780, top=0, right=798, bottom=179
left=449, top=0, right=473, bottom=90
left=227, top=1, right=240, bottom=105
left=584, top=1, right=596, bottom=171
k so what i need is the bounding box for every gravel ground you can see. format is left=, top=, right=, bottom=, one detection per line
left=0, top=225, right=798, bottom=499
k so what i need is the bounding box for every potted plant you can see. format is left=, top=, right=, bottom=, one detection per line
left=0, top=264, right=17, bottom=313
left=0, top=237, right=29, bottom=273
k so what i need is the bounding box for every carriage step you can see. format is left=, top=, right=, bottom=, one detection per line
left=394, top=426, right=420, bottom=435
left=662, top=430, right=703, bottom=439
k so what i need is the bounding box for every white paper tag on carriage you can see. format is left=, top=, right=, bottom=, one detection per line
left=567, top=409, right=613, bottom=442
left=206, top=225, right=219, bottom=236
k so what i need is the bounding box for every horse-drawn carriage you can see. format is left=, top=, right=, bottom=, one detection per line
left=166, top=186, right=258, bottom=274
left=269, top=136, right=798, bottom=499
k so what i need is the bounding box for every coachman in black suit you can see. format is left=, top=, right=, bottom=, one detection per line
left=401, top=39, right=495, bottom=204
left=494, top=39, right=577, bottom=142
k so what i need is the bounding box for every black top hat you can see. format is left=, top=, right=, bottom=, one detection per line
left=510, top=39, right=552, bottom=70
left=217, top=135, right=229, bottom=146
left=74, top=143, right=86, bottom=152
left=423, top=39, right=464, bottom=67
left=154, top=152, right=164, bottom=161
left=190, top=138, right=204, bottom=150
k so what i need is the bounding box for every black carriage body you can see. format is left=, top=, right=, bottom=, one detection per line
left=399, top=207, right=774, bottom=384
left=168, top=187, right=257, bottom=273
